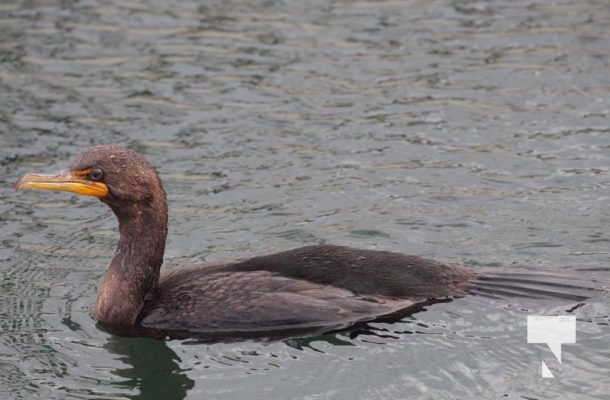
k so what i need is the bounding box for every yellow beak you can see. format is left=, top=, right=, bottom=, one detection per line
left=15, top=170, right=109, bottom=198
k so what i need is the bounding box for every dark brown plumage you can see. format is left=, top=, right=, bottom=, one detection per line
left=17, top=145, right=601, bottom=341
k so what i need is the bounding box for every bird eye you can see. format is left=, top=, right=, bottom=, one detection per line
left=89, top=168, right=104, bottom=181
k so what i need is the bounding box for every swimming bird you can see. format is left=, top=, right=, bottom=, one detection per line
left=14, top=145, right=601, bottom=340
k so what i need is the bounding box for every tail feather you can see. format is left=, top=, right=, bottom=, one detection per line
left=470, top=268, right=609, bottom=303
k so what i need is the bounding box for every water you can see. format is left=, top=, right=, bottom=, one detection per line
left=1, top=0, right=609, bottom=398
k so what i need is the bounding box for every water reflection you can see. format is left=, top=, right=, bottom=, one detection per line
left=104, top=335, right=194, bottom=400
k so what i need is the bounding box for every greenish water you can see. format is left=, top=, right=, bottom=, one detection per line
left=1, top=0, right=609, bottom=399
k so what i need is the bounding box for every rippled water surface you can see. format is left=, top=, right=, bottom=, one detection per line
left=1, top=0, right=609, bottom=399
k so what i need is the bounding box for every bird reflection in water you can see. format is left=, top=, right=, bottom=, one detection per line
left=104, top=334, right=194, bottom=400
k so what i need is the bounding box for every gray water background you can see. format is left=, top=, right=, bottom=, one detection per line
left=0, top=0, right=609, bottom=399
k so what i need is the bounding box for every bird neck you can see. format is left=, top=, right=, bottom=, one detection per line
left=95, top=198, right=168, bottom=326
